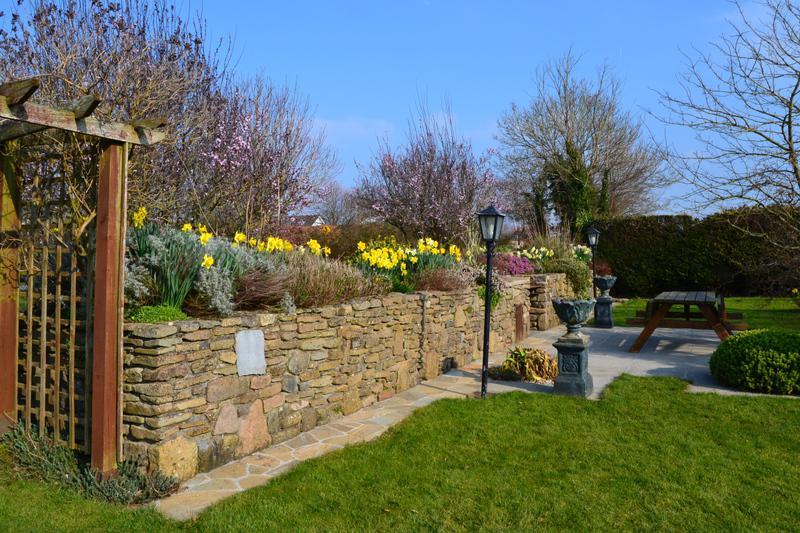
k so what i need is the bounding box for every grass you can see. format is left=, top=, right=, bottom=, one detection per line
left=611, top=296, right=800, bottom=331
left=2, top=376, right=800, bottom=531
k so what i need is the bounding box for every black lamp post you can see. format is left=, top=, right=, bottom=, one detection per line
left=586, top=225, right=600, bottom=299
left=477, top=206, right=505, bottom=399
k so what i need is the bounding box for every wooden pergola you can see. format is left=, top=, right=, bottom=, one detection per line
left=0, top=78, right=165, bottom=472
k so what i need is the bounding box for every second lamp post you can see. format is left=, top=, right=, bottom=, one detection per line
left=477, top=206, right=505, bottom=399
left=586, top=225, right=600, bottom=299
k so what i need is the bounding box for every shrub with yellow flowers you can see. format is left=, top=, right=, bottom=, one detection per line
left=352, top=236, right=462, bottom=292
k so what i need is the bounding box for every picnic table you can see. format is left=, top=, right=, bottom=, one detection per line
left=627, top=291, right=741, bottom=353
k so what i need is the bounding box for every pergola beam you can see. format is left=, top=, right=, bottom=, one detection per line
left=0, top=93, right=165, bottom=146
left=0, top=94, right=103, bottom=142
left=0, top=78, right=40, bottom=106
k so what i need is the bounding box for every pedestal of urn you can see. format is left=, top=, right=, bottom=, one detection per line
left=551, top=298, right=595, bottom=397
left=593, top=276, right=617, bottom=329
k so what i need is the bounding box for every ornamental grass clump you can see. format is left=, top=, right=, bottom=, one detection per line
left=710, top=329, right=800, bottom=395
left=490, top=347, right=559, bottom=382
left=287, top=253, right=390, bottom=307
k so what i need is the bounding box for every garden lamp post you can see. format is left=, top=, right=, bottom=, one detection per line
left=477, top=206, right=505, bottom=399
left=586, top=226, right=601, bottom=299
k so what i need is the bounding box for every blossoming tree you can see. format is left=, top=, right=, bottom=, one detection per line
left=355, top=106, right=496, bottom=244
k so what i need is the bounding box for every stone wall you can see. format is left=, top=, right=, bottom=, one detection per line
left=529, top=273, right=575, bottom=331
left=122, top=277, right=530, bottom=480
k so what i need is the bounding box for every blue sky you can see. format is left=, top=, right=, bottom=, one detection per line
left=202, top=1, right=745, bottom=210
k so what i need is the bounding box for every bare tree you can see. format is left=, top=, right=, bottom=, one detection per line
left=0, top=0, right=228, bottom=218
left=355, top=105, right=496, bottom=243
left=0, top=1, right=337, bottom=235
left=498, top=53, right=670, bottom=236
left=658, top=0, right=800, bottom=251
left=314, top=182, right=361, bottom=226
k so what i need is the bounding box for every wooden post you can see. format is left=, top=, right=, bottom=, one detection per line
left=91, top=142, right=127, bottom=473
left=0, top=146, right=19, bottom=432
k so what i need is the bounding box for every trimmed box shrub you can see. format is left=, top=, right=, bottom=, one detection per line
left=709, top=330, right=800, bottom=395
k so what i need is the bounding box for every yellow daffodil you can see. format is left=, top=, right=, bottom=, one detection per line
left=322, top=246, right=331, bottom=257
left=249, top=237, right=257, bottom=247
left=198, top=224, right=208, bottom=233
left=307, top=239, right=322, bottom=256
left=410, top=256, right=418, bottom=264
left=199, top=231, right=213, bottom=246
left=358, top=241, right=367, bottom=251
left=201, top=254, right=214, bottom=269
left=132, top=207, right=147, bottom=229
left=233, top=232, right=247, bottom=246
left=181, top=223, right=192, bottom=233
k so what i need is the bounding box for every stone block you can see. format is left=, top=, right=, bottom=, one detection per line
left=287, top=352, right=310, bottom=375
left=145, top=411, right=193, bottom=429
left=250, top=375, right=272, bottom=389
left=207, top=375, right=251, bottom=403
left=183, top=329, right=211, bottom=342
left=130, top=323, right=179, bottom=339
left=214, top=403, right=239, bottom=435
left=262, top=393, right=285, bottom=411
left=219, top=351, right=237, bottom=365
left=141, top=362, right=189, bottom=382
left=149, top=436, right=198, bottom=481
left=237, top=400, right=270, bottom=455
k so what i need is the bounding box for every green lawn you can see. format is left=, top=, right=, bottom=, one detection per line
left=2, top=376, right=800, bottom=531
left=611, top=296, right=800, bottom=331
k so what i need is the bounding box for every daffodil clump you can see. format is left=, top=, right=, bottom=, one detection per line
left=514, top=246, right=555, bottom=265
left=572, top=244, right=592, bottom=263
left=127, top=208, right=303, bottom=316
left=353, top=236, right=462, bottom=292
left=306, top=239, right=331, bottom=257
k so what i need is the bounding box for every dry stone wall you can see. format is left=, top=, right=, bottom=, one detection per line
left=122, top=277, right=530, bottom=480
left=529, top=273, right=575, bottom=331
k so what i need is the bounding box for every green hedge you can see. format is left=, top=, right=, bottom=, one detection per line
left=709, top=330, right=800, bottom=395
left=592, top=208, right=796, bottom=297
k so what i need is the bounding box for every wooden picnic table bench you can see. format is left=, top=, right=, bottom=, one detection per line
left=628, top=291, right=740, bottom=353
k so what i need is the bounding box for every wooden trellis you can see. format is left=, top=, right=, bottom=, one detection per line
left=0, top=78, right=165, bottom=472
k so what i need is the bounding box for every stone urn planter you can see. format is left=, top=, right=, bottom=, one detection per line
left=593, top=276, right=617, bottom=328
left=594, top=275, right=617, bottom=297
left=551, top=298, right=595, bottom=397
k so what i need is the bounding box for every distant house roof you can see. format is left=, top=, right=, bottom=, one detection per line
left=291, top=214, right=326, bottom=227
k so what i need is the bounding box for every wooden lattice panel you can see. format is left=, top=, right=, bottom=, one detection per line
left=16, top=228, right=92, bottom=452
left=10, top=142, right=98, bottom=453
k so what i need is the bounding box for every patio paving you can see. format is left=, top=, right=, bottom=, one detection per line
left=154, top=324, right=741, bottom=521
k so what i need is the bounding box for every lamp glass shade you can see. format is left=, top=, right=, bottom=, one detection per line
left=478, top=206, right=506, bottom=242
left=586, top=226, right=600, bottom=247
